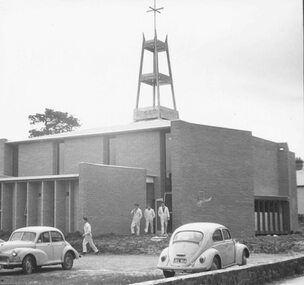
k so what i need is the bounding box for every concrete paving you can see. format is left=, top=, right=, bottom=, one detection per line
left=0, top=253, right=303, bottom=284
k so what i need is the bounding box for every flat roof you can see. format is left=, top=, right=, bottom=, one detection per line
left=0, top=174, right=79, bottom=182
left=6, top=119, right=172, bottom=144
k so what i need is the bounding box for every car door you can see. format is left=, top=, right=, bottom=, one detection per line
left=36, top=231, right=54, bottom=264
left=50, top=231, right=66, bottom=263
left=221, top=228, right=235, bottom=266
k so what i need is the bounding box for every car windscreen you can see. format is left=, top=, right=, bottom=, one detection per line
left=10, top=231, right=36, bottom=242
left=173, top=231, right=204, bottom=243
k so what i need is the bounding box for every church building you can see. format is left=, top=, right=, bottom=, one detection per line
left=0, top=4, right=298, bottom=237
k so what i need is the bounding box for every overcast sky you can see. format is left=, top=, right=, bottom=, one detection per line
left=0, top=0, right=303, bottom=158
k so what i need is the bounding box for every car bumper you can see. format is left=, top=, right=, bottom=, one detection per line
left=0, top=256, right=22, bottom=267
left=158, top=264, right=209, bottom=273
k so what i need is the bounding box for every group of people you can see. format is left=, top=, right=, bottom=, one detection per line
left=130, top=202, right=170, bottom=236
left=81, top=202, right=170, bottom=255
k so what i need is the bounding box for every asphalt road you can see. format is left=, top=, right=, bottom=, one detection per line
left=0, top=253, right=302, bottom=285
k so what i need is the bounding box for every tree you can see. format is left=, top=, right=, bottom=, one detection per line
left=296, top=157, right=303, bottom=171
left=28, top=108, right=81, bottom=138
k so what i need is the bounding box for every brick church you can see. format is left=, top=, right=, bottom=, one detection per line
left=0, top=4, right=298, bottom=237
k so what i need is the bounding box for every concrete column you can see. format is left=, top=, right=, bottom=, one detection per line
left=42, top=181, right=54, bottom=226
left=65, top=181, right=73, bottom=233
left=27, top=182, right=41, bottom=226
left=73, top=181, right=80, bottom=232
left=54, top=180, right=66, bottom=232
left=14, top=183, right=27, bottom=229
left=1, top=183, right=13, bottom=231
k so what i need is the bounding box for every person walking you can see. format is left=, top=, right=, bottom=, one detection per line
left=130, top=203, right=142, bottom=236
left=158, top=202, right=170, bottom=235
left=82, top=217, right=99, bottom=255
left=144, top=204, right=155, bottom=234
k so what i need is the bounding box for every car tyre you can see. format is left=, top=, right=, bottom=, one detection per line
left=210, top=256, right=220, bottom=271
left=22, top=255, right=34, bottom=274
left=163, top=270, right=175, bottom=278
left=62, top=252, right=74, bottom=270
left=241, top=251, right=247, bottom=266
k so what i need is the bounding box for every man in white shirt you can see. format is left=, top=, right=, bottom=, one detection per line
left=144, top=204, right=155, bottom=234
left=82, top=217, right=99, bottom=255
left=158, top=202, right=170, bottom=235
left=130, top=203, right=143, bottom=235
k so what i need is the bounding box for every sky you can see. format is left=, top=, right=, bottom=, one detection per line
left=0, top=0, right=303, bottom=158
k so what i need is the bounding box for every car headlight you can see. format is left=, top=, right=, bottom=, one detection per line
left=161, top=255, right=167, bottom=262
left=12, top=251, right=17, bottom=257
left=199, top=256, right=205, bottom=264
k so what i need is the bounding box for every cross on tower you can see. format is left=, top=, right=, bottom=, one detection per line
left=134, top=1, right=179, bottom=122
left=147, top=0, right=164, bottom=32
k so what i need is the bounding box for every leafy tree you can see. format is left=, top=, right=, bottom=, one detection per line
left=28, top=108, right=81, bottom=137
left=296, top=157, right=303, bottom=170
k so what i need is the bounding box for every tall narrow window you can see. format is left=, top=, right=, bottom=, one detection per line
left=12, top=145, right=18, bottom=177
left=54, top=141, right=64, bottom=175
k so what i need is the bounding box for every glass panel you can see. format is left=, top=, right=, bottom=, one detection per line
left=173, top=231, right=203, bottom=243
left=22, top=232, right=36, bottom=242
left=222, top=229, right=231, bottom=240
left=212, top=229, right=223, bottom=242
left=51, top=231, right=64, bottom=242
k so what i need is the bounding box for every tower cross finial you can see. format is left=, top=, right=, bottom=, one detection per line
left=147, top=0, right=164, bottom=32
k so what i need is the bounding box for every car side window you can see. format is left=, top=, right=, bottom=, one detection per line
left=51, top=231, right=64, bottom=242
left=38, top=232, right=50, bottom=243
left=222, top=229, right=231, bottom=240
left=212, top=229, right=223, bottom=242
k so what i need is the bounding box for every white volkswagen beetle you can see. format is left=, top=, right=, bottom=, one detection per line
left=0, top=226, right=79, bottom=274
left=157, top=222, right=249, bottom=278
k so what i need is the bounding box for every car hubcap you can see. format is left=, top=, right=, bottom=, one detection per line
left=26, top=261, right=32, bottom=272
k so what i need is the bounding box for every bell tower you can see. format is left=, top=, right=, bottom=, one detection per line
left=134, top=0, right=179, bottom=122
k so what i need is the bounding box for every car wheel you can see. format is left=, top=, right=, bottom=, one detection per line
left=241, top=250, right=247, bottom=266
left=22, top=255, right=34, bottom=274
left=62, top=252, right=74, bottom=270
left=210, top=256, right=220, bottom=271
left=163, top=270, right=175, bottom=278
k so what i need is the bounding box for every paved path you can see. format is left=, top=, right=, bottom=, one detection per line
left=0, top=253, right=302, bottom=284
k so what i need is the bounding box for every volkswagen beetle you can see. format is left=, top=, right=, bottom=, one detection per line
left=0, top=226, right=79, bottom=274
left=157, top=222, right=249, bottom=278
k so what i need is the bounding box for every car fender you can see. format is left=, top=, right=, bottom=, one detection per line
left=199, top=247, right=221, bottom=269
left=62, top=245, right=80, bottom=260
left=235, top=243, right=250, bottom=265
left=157, top=247, right=169, bottom=268
left=13, top=248, right=48, bottom=265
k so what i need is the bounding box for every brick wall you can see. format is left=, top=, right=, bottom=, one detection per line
left=0, top=139, right=13, bottom=177
left=63, top=136, right=104, bottom=174
left=288, top=151, right=298, bottom=231
left=171, top=120, right=255, bottom=237
left=19, top=142, right=54, bottom=176
left=79, top=163, right=146, bottom=235
left=252, top=137, right=279, bottom=196
left=114, top=131, right=163, bottom=199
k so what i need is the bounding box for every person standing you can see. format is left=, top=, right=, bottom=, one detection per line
left=158, top=202, right=170, bottom=235
left=130, top=203, right=143, bottom=236
left=82, top=217, right=99, bottom=255
left=144, top=204, right=155, bottom=234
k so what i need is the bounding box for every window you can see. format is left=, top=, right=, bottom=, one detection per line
left=10, top=232, right=23, bottom=241
left=10, top=231, right=36, bottom=242
left=222, top=229, right=231, bottom=240
left=173, top=231, right=203, bottom=243
left=22, top=232, right=36, bottom=242
left=51, top=231, right=64, bottom=242
left=38, top=232, right=50, bottom=243
left=212, top=229, right=223, bottom=242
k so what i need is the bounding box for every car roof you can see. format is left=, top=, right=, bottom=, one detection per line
left=13, top=226, right=63, bottom=234
left=174, top=223, right=227, bottom=234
